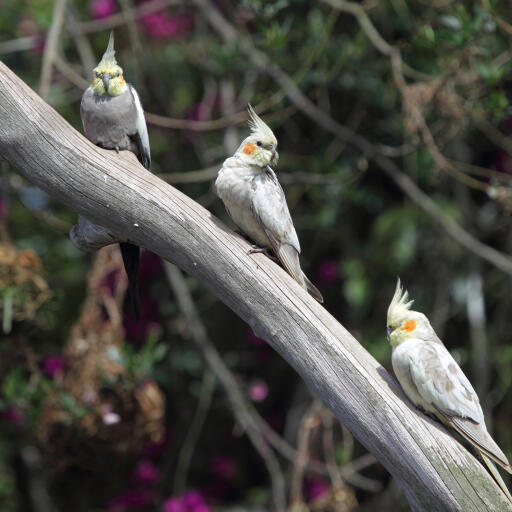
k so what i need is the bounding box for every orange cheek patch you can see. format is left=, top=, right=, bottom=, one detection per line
left=243, top=143, right=256, bottom=155
left=403, top=320, right=416, bottom=332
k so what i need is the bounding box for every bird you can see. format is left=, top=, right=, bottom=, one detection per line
left=80, top=31, right=151, bottom=319
left=215, top=105, right=323, bottom=303
left=386, top=279, right=512, bottom=501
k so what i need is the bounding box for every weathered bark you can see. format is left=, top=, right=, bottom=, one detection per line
left=0, top=61, right=510, bottom=512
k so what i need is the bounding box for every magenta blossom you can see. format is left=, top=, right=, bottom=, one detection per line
left=162, top=497, right=183, bottom=512
left=209, top=455, right=236, bottom=480
left=142, top=11, right=192, bottom=39
left=248, top=379, right=268, bottom=402
left=90, top=0, right=116, bottom=19
left=1, top=406, right=26, bottom=426
left=305, top=477, right=330, bottom=502
left=41, top=355, right=66, bottom=379
left=161, top=490, right=210, bottom=512
left=132, top=459, right=160, bottom=486
left=247, top=328, right=265, bottom=346
left=316, top=260, right=339, bottom=286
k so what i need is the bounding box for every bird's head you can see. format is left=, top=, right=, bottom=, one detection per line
left=236, top=105, right=278, bottom=167
left=386, top=279, right=430, bottom=347
left=91, top=31, right=126, bottom=96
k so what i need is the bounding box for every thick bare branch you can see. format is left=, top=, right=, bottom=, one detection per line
left=0, top=62, right=510, bottom=512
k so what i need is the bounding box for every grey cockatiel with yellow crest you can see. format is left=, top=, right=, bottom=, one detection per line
left=80, top=31, right=150, bottom=318
left=215, top=106, right=323, bottom=303
left=387, top=279, right=512, bottom=502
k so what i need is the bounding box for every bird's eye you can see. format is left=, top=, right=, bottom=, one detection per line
left=256, top=141, right=262, bottom=147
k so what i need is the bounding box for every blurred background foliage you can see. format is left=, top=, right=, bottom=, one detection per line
left=1, top=0, right=512, bottom=510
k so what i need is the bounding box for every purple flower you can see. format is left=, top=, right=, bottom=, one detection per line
left=305, top=477, right=329, bottom=501
left=41, top=355, right=66, bottom=379
left=108, top=489, right=154, bottom=511
left=1, top=406, right=26, bottom=426
left=162, top=497, right=183, bottom=512
left=132, top=460, right=160, bottom=486
left=90, top=0, right=116, bottom=19
left=142, top=11, right=192, bottom=39
left=162, top=490, right=209, bottom=512
left=182, top=490, right=204, bottom=508
left=209, top=455, right=236, bottom=481
left=247, top=328, right=265, bottom=346
left=248, top=379, right=268, bottom=402
left=316, top=260, right=339, bottom=286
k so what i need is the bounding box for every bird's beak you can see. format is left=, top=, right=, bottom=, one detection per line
left=102, top=74, right=110, bottom=92
left=386, top=326, right=393, bottom=339
left=271, top=149, right=279, bottom=164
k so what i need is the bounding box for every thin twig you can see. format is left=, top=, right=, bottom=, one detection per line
left=39, top=0, right=68, bottom=99
left=173, top=369, right=216, bottom=493
left=289, top=400, right=323, bottom=508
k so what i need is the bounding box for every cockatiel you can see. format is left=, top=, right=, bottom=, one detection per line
left=215, top=106, right=323, bottom=303
left=80, top=31, right=150, bottom=318
left=387, top=279, right=512, bottom=501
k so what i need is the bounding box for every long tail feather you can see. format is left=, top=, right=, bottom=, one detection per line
left=304, top=273, right=323, bottom=303
left=119, top=242, right=140, bottom=320
left=480, top=452, right=512, bottom=504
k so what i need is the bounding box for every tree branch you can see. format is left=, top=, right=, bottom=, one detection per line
left=0, top=62, right=510, bottom=512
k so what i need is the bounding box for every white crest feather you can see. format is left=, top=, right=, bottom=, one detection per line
left=247, top=104, right=276, bottom=143
left=98, top=30, right=117, bottom=67
left=387, top=278, right=414, bottom=326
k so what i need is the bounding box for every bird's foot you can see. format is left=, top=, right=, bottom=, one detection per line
left=248, top=245, right=279, bottom=262
left=115, top=146, right=120, bottom=153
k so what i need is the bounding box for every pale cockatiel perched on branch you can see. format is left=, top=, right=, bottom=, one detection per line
left=215, top=106, right=323, bottom=303
left=387, top=279, right=512, bottom=502
left=80, top=31, right=151, bottom=318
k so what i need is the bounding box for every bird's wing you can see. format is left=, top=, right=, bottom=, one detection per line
left=251, top=167, right=300, bottom=253
left=408, top=342, right=482, bottom=422
left=250, top=167, right=303, bottom=284
left=408, top=342, right=511, bottom=472
left=128, top=84, right=151, bottom=169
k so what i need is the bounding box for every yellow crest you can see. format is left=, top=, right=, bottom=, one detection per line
left=387, top=278, right=414, bottom=327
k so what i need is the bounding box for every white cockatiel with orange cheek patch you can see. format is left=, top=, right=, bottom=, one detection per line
left=387, top=279, right=512, bottom=502
left=215, top=106, right=323, bottom=303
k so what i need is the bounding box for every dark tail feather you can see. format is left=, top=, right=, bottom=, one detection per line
left=304, top=273, right=324, bottom=303
left=119, top=242, right=140, bottom=320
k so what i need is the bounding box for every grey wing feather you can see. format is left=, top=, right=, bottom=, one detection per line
left=408, top=343, right=511, bottom=472
left=128, top=85, right=151, bottom=169
left=250, top=168, right=302, bottom=282
left=251, top=168, right=300, bottom=251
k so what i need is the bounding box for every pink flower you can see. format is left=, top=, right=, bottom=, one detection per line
left=1, top=406, right=26, bottom=426
left=316, top=260, right=339, bottom=286
left=162, top=490, right=209, bottom=512
left=248, top=379, right=268, bottom=402
left=209, top=455, right=236, bottom=480
left=142, top=11, right=192, bottom=39
left=101, top=404, right=121, bottom=425
left=162, top=497, right=183, bottom=512
left=90, top=0, right=116, bottom=19
left=247, top=328, right=265, bottom=346
left=182, top=490, right=203, bottom=508
left=41, top=355, right=66, bottom=378
left=132, top=459, right=160, bottom=486
left=305, top=477, right=329, bottom=502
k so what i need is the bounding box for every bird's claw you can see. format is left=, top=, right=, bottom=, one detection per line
left=248, top=245, right=279, bottom=262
